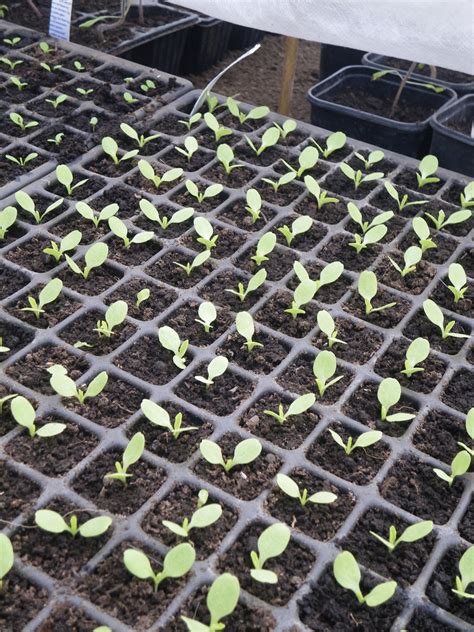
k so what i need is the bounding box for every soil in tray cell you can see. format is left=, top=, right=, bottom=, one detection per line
left=4, top=234, right=68, bottom=273
left=347, top=151, right=398, bottom=175
left=105, top=234, right=162, bottom=267
left=202, top=162, right=257, bottom=189
left=412, top=408, right=469, bottom=466
left=49, top=211, right=112, bottom=244
left=58, top=263, right=122, bottom=296
left=154, top=112, right=190, bottom=137
left=403, top=308, right=470, bottom=355
left=13, top=498, right=112, bottom=582
left=0, top=383, right=20, bottom=436
left=0, top=461, right=40, bottom=522
left=273, top=215, right=328, bottom=251
left=369, top=184, right=428, bottom=217
left=345, top=204, right=407, bottom=244
left=170, top=184, right=229, bottom=214
left=286, top=259, right=353, bottom=300
left=46, top=173, right=106, bottom=200
left=133, top=204, right=194, bottom=240
left=234, top=244, right=297, bottom=284
left=343, top=286, right=412, bottom=329
left=217, top=197, right=277, bottom=232
left=217, top=521, right=315, bottom=606
left=256, top=290, right=318, bottom=338
left=8, top=286, right=81, bottom=329
left=307, top=421, right=391, bottom=486
left=431, top=275, right=473, bottom=318
left=125, top=162, right=183, bottom=196
left=424, top=198, right=474, bottom=237
left=217, top=330, right=289, bottom=375
left=199, top=269, right=268, bottom=312
left=13, top=192, right=68, bottom=225
left=294, top=194, right=348, bottom=224
left=84, top=155, right=137, bottom=179
left=375, top=254, right=437, bottom=295
left=0, top=571, right=48, bottom=631
left=405, top=608, right=460, bottom=632
left=308, top=134, right=353, bottom=163
left=129, top=401, right=213, bottom=463
left=160, top=147, right=213, bottom=172
left=273, top=155, right=329, bottom=181
left=318, top=232, right=383, bottom=272
left=59, top=309, right=136, bottom=355
left=0, top=319, right=35, bottom=359
left=266, top=467, right=356, bottom=541
left=394, top=167, right=445, bottom=196
left=37, top=605, right=102, bottom=632
left=142, top=483, right=238, bottom=560
left=441, top=368, right=474, bottom=414
left=83, top=183, right=141, bottom=220
left=235, top=142, right=288, bottom=168
left=255, top=178, right=305, bottom=207
left=323, top=168, right=382, bottom=200
left=458, top=495, right=474, bottom=542
left=193, top=432, right=281, bottom=501
left=239, top=390, right=321, bottom=449
left=312, top=316, right=384, bottom=365
left=398, top=228, right=458, bottom=265
left=164, top=300, right=233, bottom=347
left=0, top=263, right=30, bottom=299
left=146, top=249, right=215, bottom=290
left=181, top=226, right=246, bottom=261
left=105, top=277, right=177, bottom=321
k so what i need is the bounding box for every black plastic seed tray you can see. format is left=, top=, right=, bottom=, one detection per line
left=0, top=86, right=473, bottom=631
left=0, top=19, right=193, bottom=198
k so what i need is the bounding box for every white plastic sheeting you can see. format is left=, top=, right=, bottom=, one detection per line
left=171, top=0, right=474, bottom=75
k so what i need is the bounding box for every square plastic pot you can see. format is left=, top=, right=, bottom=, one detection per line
left=307, top=65, right=457, bottom=158
left=319, top=43, right=366, bottom=80
left=430, top=95, right=474, bottom=177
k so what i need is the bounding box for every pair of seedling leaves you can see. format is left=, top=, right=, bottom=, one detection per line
left=288, top=260, right=344, bottom=317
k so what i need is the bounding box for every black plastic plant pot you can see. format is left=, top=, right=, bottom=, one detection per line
left=228, top=24, right=264, bottom=51
left=430, top=95, right=474, bottom=176
left=307, top=65, right=457, bottom=158
left=179, top=16, right=233, bottom=74
left=363, top=53, right=474, bottom=97
left=319, top=43, right=366, bottom=80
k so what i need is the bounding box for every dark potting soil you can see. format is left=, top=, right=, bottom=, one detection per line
left=202, top=162, right=257, bottom=189
left=347, top=150, right=398, bottom=175
left=426, top=199, right=474, bottom=237
left=323, top=168, right=381, bottom=200
left=235, top=143, right=289, bottom=168
left=106, top=235, right=161, bottom=267
left=445, top=115, right=473, bottom=136
left=255, top=290, right=317, bottom=338
left=37, top=604, right=101, bottom=632
left=375, top=255, right=437, bottom=295
left=235, top=245, right=296, bottom=281
left=0, top=153, right=48, bottom=186
left=255, top=179, right=305, bottom=207
left=5, top=235, right=67, bottom=273
left=199, top=269, right=268, bottom=312
left=403, top=309, right=470, bottom=355
left=369, top=184, right=427, bottom=217
left=458, top=499, right=474, bottom=542
left=239, top=390, right=321, bottom=449
left=319, top=233, right=382, bottom=272
left=441, top=368, right=474, bottom=414
left=46, top=174, right=105, bottom=200
left=50, top=212, right=111, bottom=244
left=161, top=148, right=213, bottom=172
left=0, top=318, right=35, bottom=358
left=218, top=198, right=277, bottom=232
left=105, top=277, right=177, bottom=321
left=165, top=300, right=233, bottom=347
left=312, top=316, right=384, bottom=365
left=30, top=125, right=93, bottom=161
left=307, top=421, right=391, bottom=485
left=343, top=287, right=412, bottom=329
left=0, top=461, right=40, bottom=522
left=274, top=216, right=328, bottom=251
left=171, top=187, right=229, bottom=214
left=398, top=228, right=458, bottom=265
left=380, top=56, right=474, bottom=84
left=193, top=433, right=281, bottom=501
left=266, top=467, right=356, bottom=540
left=59, top=310, right=136, bottom=355
left=114, top=334, right=184, bottom=385
left=58, top=264, right=122, bottom=296
left=286, top=259, right=352, bottom=299
left=141, top=483, right=238, bottom=560
left=133, top=204, right=194, bottom=239
left=146, top=249, right=215, bottom=289
left=217, top=331, right=289, bottom=375
left=431, top=275, right=474, bottom=318
left=0, top=571, right=48, bottom=631
left=405, top=607, right=460, bottom=631
left=394, top=167, right=445, bottom=196
left=181, top=227, right=246, bottom=260
left=412, top=408, right=469, bottom=465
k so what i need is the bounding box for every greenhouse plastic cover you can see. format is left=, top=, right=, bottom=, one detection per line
left=171, top=0, right=474, bottom=75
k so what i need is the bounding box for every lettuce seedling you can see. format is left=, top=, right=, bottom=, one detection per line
left=185, top=180, right=223, bottom=204
left=9, top=112, right=38, bottom=131
left=457, top=408, right=474, bottom=456
left=73, top=60, right=85, bottom=72
left=123, top=91, right=138, bottom=105
left=281, top=146, right=319, bottom=178
left=123, top=542, right=195, bottom=592
left=447, top=263, right=468, bottom=303
left=333, top=551, right=397, bottom=606
left=304, top=175, right=339, bottom=209
left=76, top=87, right=93, bottom=96
left=45, top=94, right=68, bottom=110
left=354, top=150, right=384, bottom=170
left=56, top=164, right=88, bottom=196
left=158, top=326, right=188, bottom=369
left=136, top=288, right=150, bottom=309
left=370, top=520, right=433, bottom=553
left=251, top=232, right=276, bottom=265
left=433, top=450, right=471, bottom=487
left=105, top=432, right=145, bottom=485
left=65, top=242, right=108, bottom=279
left=416, top=155, right=439, bottom=188
left=278, top=215, right=312, bottom=246
left=76, top=201, right=118, bottom=227
left=0, top=337, right=10, bottom=353
left=194, top=217, right=218, bottom=251
left=425, top=208, right=472, bottom=231
left=178, top=112, right=202, bottom=131
left=4, top=37, right=21, bottom=47
left=48, top=365, right=108, bottom=403
left=120, top=122, right=161, bottom=149
left=261, top=171, right=296, bottom=192
left=250, top=522, right=290, bottom=584
left=350, top=224, right=387, bottom=253
left=195, top=356, right=229, bottom=388
left=216, top=143, right=244, bottom=175
left=101, top=136, right=138, bottom=165
left=412, top=216, right=436, bottom=253
left=226, top=97, right=269, bottom=124
left=358, top=270, right=396, bottom=315
left=423, top=299, right=470, bottom=340
left=245, top=127, right=280, bottom=155
left=401, top=337, right=430, bottom=377
left=204, top=112, right=232, bottom=142
left=277, top=473, right=337, bottom=507
left=235, top=311, right=262, bottom=351
left=108, top=216, right=153, bottom=249
left=48, top=132, right=64, bottom=146
left=176, top=136, right=199, bottom=161
left=139, top=198, right=194, bottom=230
left=181, top=573, right=240, bottom=632
left=347, top=202, right=393, bottom=234
left=195, top=301, right=217, bottom=332
left=21, top=278, right=63, bottom=319
left=226, top=269, right=267, bottom=302
left=9, top=75, right=28, bottom=91
left=162, top=491, right=222, bottom=537
left=141, top=399, right=198, bottom=439
left=43, top=229, right=82, bottom=262
left=94, top=300, right=128, bottom=337
left=0, top=205, right=17, bottom=239
left=0, top=534, right=13, bottom=589
left=311, top=131, right=346, bottom=158
left=340, top=163, right=384, bottom=190
left=264, top=392, right=315, bottom=424
left=0, top=56, right=23, bottom=70
left=328, top=428, right=382, bottom=455
left=317, top=310, right=346, bottom=348
left=90, top=116, right=98, bottom=132
left=14, top=191, right=63, bottom=224
left=285, top=261, right=344, bottom=318
left=245, top=188, right=262, bottom=223
left=273, top=119, right=297, bottom=139
left=377, top=378, right=415, bottom=423
left=0, top=392, right=16, bottom=413
left=175, top=250, right=211, bottom=276
left=313, top=350, right=343, bottom=397
left=460, top=182, right=474, bottom=209
left=35, top=509, right=112, bottom=538
left=6, top=152, right=38, bottom=168
left=138, top=159, right=183, bottom=190
left=384, top=182, right=427, bottom=212
left=452, top=546, right=474, bottom=599
left=11, top=395, right=65, bottom=438
left=200, top=437, right=261, bottom=472
left=388, top=246, right=422, bottom=277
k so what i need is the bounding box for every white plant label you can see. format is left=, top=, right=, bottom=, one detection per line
left=49, top=0, right=73, bottom=40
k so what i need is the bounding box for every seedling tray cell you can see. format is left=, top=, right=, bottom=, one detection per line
left=0, top=80, right=473, bottom=632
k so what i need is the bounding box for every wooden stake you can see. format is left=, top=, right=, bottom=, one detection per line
left=278, top=36, right=299, bottom=116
